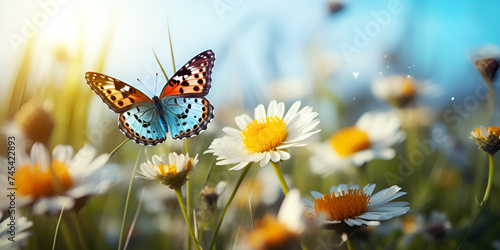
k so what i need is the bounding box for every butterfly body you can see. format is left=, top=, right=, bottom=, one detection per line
left=86, top=50, right=215, bottom=146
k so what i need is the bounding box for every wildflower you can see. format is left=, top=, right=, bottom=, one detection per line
left=244, top=190, right=314, bottom=250
left=201, top=181, right=227, bottom=210
left=0, top=143, right=115, bottom=214
left=470, top=125, right=500, bottom=155
left=206, top=100, right=320, bottom=170
left=474, top=57, right=499, bottom=85
left=137, top=152, right=198, bottom=190
left=3, top=101, right=54, bottom=147
left=304, top=184, right=410, bottom=235
left=310, top=111, right=405, bottom=175
left=0, top=213, right=33, bottom=249
left=372, top=75, right=439, bottom=108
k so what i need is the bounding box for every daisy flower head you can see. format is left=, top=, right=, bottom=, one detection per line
left=137, top=152, right=198, bottom=190
left=244, top=189, right=315, bottom=250
left=372, top=75, right=439, bottom=108
left=205, top=100, right=320, bottom=170
left=470, top=125, right=500, bottom=155
left=0, top=213, right=33, bottom=249
left=304, top=184, right=410, bottom=235
left=310, top=111, right=405, bottom=175
left=0, top=143, right=115, bottom=214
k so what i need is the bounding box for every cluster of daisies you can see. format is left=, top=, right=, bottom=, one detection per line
left=4, top=74, right=500, bottom=249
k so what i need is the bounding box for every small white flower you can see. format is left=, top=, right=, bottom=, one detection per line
left=372, top=75, right=440, bottom=107
left=303, top=184, right=410, bottom=228
left=0, top=213, right=33, bottom=249
left=137, top=152, right=198, bottom=189
left=243, top=189, right=317, bottom=249
left=0, top=142, right=116, bottom=215
left=310, top=111, right=405, bottom=175
left=206, top=100, right=320, bottom=170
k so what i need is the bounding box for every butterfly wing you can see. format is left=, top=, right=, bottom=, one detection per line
left=85, top=72, right=151, bottom=113
left=118, top=102, right=167, bottom=145
left=86, top=72, right=167, bottom=145
left=162, top=97, right=214, bottom=140
left=160, top=50, right=215, bottom=98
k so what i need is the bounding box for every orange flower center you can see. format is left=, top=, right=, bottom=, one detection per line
left=330, top=127, right=371, bottom=156
left=153, top=164, right=179, bottom=176
left=247, top=215, right=298, bottom=250
left=241, top=116, right=287, bottom=153
left=313, top=189, right=370, bottom=221
left=475, top=126, right=500, bottom=139
left=401, top=78, right=416, bottom=97
left=15, top=161, right=73, bottom=199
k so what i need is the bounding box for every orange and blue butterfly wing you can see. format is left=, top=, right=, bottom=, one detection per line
left=118, top=103, right=167, bottom=145
left=160, top=50, right=215, bottom=98
left=162, top=97, right=214, bottom=140
left=86, top=72, right=166, bottom=145
left=85, top=72, right=151, bottom=113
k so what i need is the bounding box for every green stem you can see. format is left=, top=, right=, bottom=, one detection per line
left=109, top=139, right=129, bottom=158
left=458, top=153, right=495, bottom=249
left=175, top=188, right=200, bottom=250
left=71, top=212, right=88, bottom=250
left=124, top=186, right=145, bottom=250
left=210, top=163, right=253, bottom=249
left=481, top=154, right=495, bottom=206
left=118, top=151, right=141, bottom=250
left=60, top=219, right=77, bottom=250
left=184, top=139, right=192, bottom=250
left=271, top=161, right=289, bottom=195
left=52, top=206, right=66, bottom=250
left=346, top=238, right=355, bottom=250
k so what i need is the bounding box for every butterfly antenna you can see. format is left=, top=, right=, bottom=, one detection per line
left=136, top=78, right=155, bottom=97
left=154, top=73, right=158, bottom=95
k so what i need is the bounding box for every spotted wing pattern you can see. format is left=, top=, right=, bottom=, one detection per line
left=160, top=50, right=215, bottom=98
left=85, top=72, right=151, bottom=113
left=118, top=102, right=167, bottom=145
left=162, top=97, right=214, bottom=140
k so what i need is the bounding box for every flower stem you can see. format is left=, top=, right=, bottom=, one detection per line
left=53, top=205, right=66, bottom=250
left=347, top=238, right=355, bottom=250
left=110, top=139, right=129, bottom=158
left=175, top=188, right=200, bottom=250
left=71, top=211, right=88, bottom=250
left=458, top=153, right=495, bottom=248
left=184, top=139, right=192, bottom=250
left=124, top=186, right=145, bottom=250
left=481, top=154, right=495, bottom=206
left=209, top=163, right=253, bottom=249
left=118, top=150, right=140, bottom=250
left=271, top=161, right=289, bottom=195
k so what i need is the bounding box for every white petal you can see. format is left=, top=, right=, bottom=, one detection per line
left=254, top=104, right=267, bottom=120
left=31, top=142, right=50, bottom=169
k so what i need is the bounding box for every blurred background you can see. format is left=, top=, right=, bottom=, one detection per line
left=2, top=0, right=500, bottom=249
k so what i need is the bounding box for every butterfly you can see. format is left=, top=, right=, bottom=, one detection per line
left=85, top=50, right=215, bottom=146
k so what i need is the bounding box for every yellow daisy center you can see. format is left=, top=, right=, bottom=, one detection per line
left=15, top=161, right=74, bottom=199
left=401, top=78, right=416, bottom=97
left=313, top=189, right=371, bottom=221
left=153, top=164, right=178, bottom=176
left=330, top=127, right=371, bottom=156
left=240, top=116, right=287, bottom=153
left=247, top=215, right=298, bottom=250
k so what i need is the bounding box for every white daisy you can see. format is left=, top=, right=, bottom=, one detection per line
left=244, top=189, right=315, bottom=249
left=0, top=142, right=116, bottom=215
left=205, top=100, right=320, bottom=170
left=310, top=111, right=405, bottom=175
left=303, top=184, right=410, bottom=230
left=372, top=75, right=440, bottom=108
left=470, top=125, right=500, bottom=155
left=137, top=152, right=198, bottom=190
left=0, top=213, right=33, bottom=250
